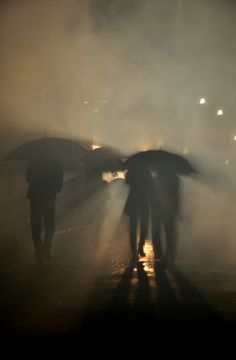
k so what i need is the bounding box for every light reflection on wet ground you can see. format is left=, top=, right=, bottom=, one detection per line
left=82, top=239, right=236, bottom=333
left=1, top=235, right=236, bottom=337
left=128, top=242, right=157, bottom=305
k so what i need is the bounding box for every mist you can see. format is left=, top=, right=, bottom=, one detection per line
left=0, top=0, right=236, bottom=270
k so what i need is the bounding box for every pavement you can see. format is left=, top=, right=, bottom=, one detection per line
left=1, top=230, right=236, bottom=342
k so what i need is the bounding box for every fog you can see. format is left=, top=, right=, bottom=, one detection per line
left=0, top=0, right=236, bottom=270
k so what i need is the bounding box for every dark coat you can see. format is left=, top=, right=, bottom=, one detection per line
left=26, top=157, right=63, bottom=199
left=123, top=166, right=153, bottom=216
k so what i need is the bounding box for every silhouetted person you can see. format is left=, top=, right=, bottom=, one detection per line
left=124, top=162, right=151, bottom=261
left=151, top=167, right=180, bottom=266
left=26, top=147, right=63, bottom=264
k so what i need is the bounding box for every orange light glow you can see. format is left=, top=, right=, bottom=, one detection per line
left=102, top=171, right=125, bottom=183
left=182, top=147, right=189, bottom=155
left=140, top=145, right=149, bottom=151
left=142, top=242, right=155, bottom=274
left=91, top=144, right=102, bottom=150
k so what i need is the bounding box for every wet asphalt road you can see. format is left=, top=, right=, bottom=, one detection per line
left=1, top=232, right=236, bottom=341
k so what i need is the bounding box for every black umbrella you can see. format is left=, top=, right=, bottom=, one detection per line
left=126, top=149, right=196, bottom=175
left=4, top=137, right=88, bottom=169
left=81, top=146, right=125, bottom=175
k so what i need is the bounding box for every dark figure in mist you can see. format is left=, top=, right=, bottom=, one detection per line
left=124, top=162, right=152, bottom=261
left=151, top=168, right=180, bottom=266
left=26, top=148, right=63, bottom=264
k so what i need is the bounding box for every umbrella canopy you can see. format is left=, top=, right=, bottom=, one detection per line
left=126, top=149, right=196, bottom=175
left=4, top=137, right=88, bottom=169
left=81, top=146, right=125, bottom=175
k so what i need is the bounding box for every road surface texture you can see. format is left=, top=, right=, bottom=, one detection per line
left=1, top=178, right=236, bottom=344
left=1, top=232, right=236, bottom=344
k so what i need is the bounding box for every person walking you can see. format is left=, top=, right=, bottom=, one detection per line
left=26, top=146, right=63, bottom=264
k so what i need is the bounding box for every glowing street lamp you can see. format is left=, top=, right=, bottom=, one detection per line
left=217, top=109, right=224, bottom=116
left=199, top=97, right=206, bottom=105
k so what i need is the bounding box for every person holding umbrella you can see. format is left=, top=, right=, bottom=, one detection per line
left=123, top=160, right=154, bottom=262
left=26, top=144, right=64, bottom=265
left=151, top=166, right=180, bottom=266
left=4, top=136, right=88, bottom=265
left=126, top=149, right=196, bottom=266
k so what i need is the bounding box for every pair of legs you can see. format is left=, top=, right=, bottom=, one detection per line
left=129, top=206, right=149, bottom=259
left=30, top=195, right=56, bottom=264
left=152, top=212, right=177, bottom=265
